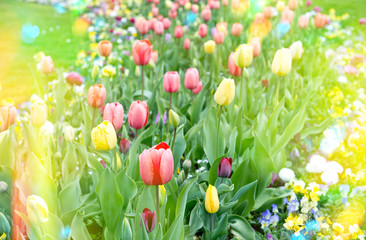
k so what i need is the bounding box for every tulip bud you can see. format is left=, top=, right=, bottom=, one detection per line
left=135, top=65, right=141, bottom=77
left=204, top=40, right=216, bottom=54
left=262, top=79, right=269, bottom=88
left=87, top=84, right=107, bottom=108
left=91, top=65, right=99, bottom=80
left=213, top=31, right=224, bottom=45
left=298, top=15, right=310, bottom=29
left=27, top=195, right=49, bottom=223
left=218, top=157, right=232, bottom=178
left=234, top=43, right=253, bottom=68
left=183, top=159, right=191, bottom=172
left=214, top=78, right=235, bottom=106
left=39, top=56, right=54, bottom=75
left=119, top=138, right=130, bottom=154
left=198, top=24, right=208, bottom=38
left=228, top=52, right=241, bottom=77
left=276, top=1, right=285, bottom=12
left=128, top=100, right=149, bottom=130
left=174, top=26, right=184, bottom=39
left=178, top=170, right=185, bottom=185
left=141, top=208, right=156, bottom=233
left=184, top=68, right=199, bottom=90
left=103, top=102, right=124, bottom=131
left=272, top=48, right=292, bottom=76
left=289, top=41, right=304, bottom=60
left=31, top=100, right=47, bottom=127
left=0, top=181, right=8, bottom=193
left=163, top=71, right=180, bottom=93
left=91, top=121, right=117, bottom=150
left=132, top=39, right=153, bottom=66
left=66, top=72, right=83, bottom=86
left=250, top=37, right=261, bottom=58
left=63, top=126, right=74, bottom=142
left=98, top=40, right=113, bottom=57
left=55, top=151, right=62, bottom=160
left=169, top=109, right=180, bottom=128
left=122, top=218, right=132, bottom=240
left=184, top=38, right=190, bottom=50
left=231, top=23, right=243, bottom=37
left=192, top=81, right=202, bottom=94
left=205, top=184, right=219, bottom=213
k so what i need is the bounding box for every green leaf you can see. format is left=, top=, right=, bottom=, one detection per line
left=172, top=126, right=186, bottom=172
left=134, top=186, right=155, bottom=240
left=116, top=168, right=138, bottom=208
left=0, top=130, right=14, bottom=168
left=163, top=214, right=183, bottom=240
left=184, top=201, right=203, bottom=239
left=70, top=211, right=93, bottom=240
left=59, top=179, right=81, bottom=215
left=300, top=118, right=332, bottom=139
left=252, top=188, right=292, bottom=211
left=228, top=214, right=255, bottom=240
left=211, top=213, right=228, bottom=239
left=208, top=155, right=225, bottom=185
left=176, top=178, right=196, bottom=217
left=230, top=180, right=257, bottom=203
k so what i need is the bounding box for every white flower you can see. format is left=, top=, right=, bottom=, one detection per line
left=326, top=161, right=343, bottom=174
left=306, top=155, right=327, bottom=173
left=321, top=170, right=339, bottom=185
left=338, top=75, right=348, bottom=83
left=279, top=168, right=295, bottom=182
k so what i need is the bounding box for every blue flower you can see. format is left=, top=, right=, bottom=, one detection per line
left=288, top=199, right=299, bottom=213
left=269, top=214, right=279, bottom=226
left=305, top=220, right=320, bottom=232
left=272, top=204, right=278, bottom=213
left=184, top=12, right=197, bottom=25
left=339, top=184, right=350, bottom=195
left=291, top=232, right=306, bottom=240
left=276, top=21, right=291, bottom=37
left=262, top=209, right=271, bottom=219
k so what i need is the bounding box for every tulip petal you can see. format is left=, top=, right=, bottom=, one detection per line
left=159, top=149, right=174, bottom=184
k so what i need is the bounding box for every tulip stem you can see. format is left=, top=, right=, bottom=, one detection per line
left=210, top=214, right=214, bottom=236
left=216, top=105, right=223, bottom=158
left=155, top=185, right=160, bottom=224
left=171, top=128, right=177, bottom=152
left=141, top=65, right=144, bottom=99
left=91, top=108, right=96, bottom=131
left=191, top=91, right=194, bottom=103
left=275, top=76, right=281, bottom=106
left=135, top=129, right=138, bottom=139
left=169, top=93, right=172, bottom=111
left=113, top=147, right=118, bottom=174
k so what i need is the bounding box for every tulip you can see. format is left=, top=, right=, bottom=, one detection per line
left=276, top=1, right=285, bottom=12
left=168, top=10, right=177, bottom=19
left=98, top=40, right=113, bottom=57
left=288, top=0, right=298, bottom=10
left=198, top=24, right=208, bottom=38
left=213, top=30, right=224, bottom=45
left=298, top=15, right=310, bottom=29
left=91, top=121, right=117, bottom=150
left=192, top=81, right=203, bottom=94
left=39, top=56, right=54, bottom=75
left=191, top=4, right=199, bottom=13
left=314, top=13, right=329, bottom=28
left=204, top=40, right=216, bottom=54
left=119, top=138, right=130, bottom=154
left=169, top=109, right=180, bottom=128
left=101, top=65, right=116, bottom=78
left=163, top=71, right=180, bottom=93
left=103, top=102, right=124, bottom=131
left=231, top=23, right=243, bottom=37
left=128, top=100, right=149, bottom=131
left=151, top=50, right=158, bottom=63
left=162, top=18, right=171, bottom=29
left=132, top=39, right=153, bottom=66
left=272, top=48, right=292, bottom=76
left=135, top=18, right=150, bottom=35
left=27, top=195, right=49, bottom=223
left=263, top=6, right=273, bottom=19
left=152, top=7, right=159, bottom=17
left=289, top=41, right=304, bottom=60
left=63, top=126, right=74, bottom=142
left=205, top=184, right=219, bottom=213
left=141, top=208, right=156, bottom=233
left=184, top=38, right=190, bottom=50
left=228, top=52, right=241, bottom=77
left=218, top=157, right=232, bottom=178
left=87, top=84, right=106, bottom=109
left=154, top=21, right=164, bottom=35
left=65, top=72, right=83, bottom=86
left=31, top=100, right=47, bottom=127
left=174, top=26, right=184, bottom=39
left=214, top=78, right=235, bottom=106
left=184, top=68, right=199, bottom=90
left=0, top=106, right=16, bottom=132
left=201, top=8, right=211, bottom=22
left=234, top=43, right=253, bottom=68
left=91, top=65, right=99, bottom=80
left=281, top=9, right=294, bottom=24
left=250, top=37, right=261, bottom=58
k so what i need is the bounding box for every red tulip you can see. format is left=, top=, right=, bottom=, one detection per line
left=128, top=100, right=149, bottom=130
left=65, top=72, right=83, bottom=86
left=184, top=39, right=190, bottom=50
left=103, top=102, right=124, bottom=131
left=174, top=26, right=184, bottom=39
left=198, top=24, right=208, bottom=38
left=162, top=18, right=171, bottom=29
left=119, top=138, right=130, bottom=154
left=141, top=208, right=157, bottom=233
left=192, top=81, right=202, bottom=94
left=201, top=8, right=211, bottom=22
left=132, top=39, right=153, bottom=66
left=217, top=157, right=232, bottom=178
left=228, top=52, right=241, bottom=77
left=184, top=68, right=199, bottom=90
left=139, top=142, right=174, bottom=185
left=98, top=40, right=113, bottom=57
left=87, top=84, right=106, bottom=108
left=163, top=71, right=180, bottom=93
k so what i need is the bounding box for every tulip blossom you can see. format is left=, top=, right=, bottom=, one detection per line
left=98, top=40, right=113, bottom=57
left=192, top=81, right=203, bottom=94
left=214, top=78, right=235, bottom=106
left=139, top=142, right=174, bottom=185
left=204, top=40, right=215, bottom=54
left=27, top=195, right=49, bottom=223
left=151, top=50, right=158, bottom=63
left=234, top=43, right=253, bottom=68
left=39, top=56, right=54, bottom=75
left=174, top=26, right=184, bottom=38
left=63, top=126, right=74, bottom=142
left=228, top=52, right=241, bottom=77
left=201, top=8, right=211, bottom=22
left=162, top=18, right=171, bottom=29
left=0, top=106, right=16, bottom=132
left=298, top=15, right=310, bottom=29
left=135, top=18, right=150, bottom=35
left=119, top=138, right=130, bottom=154
left=272, top=48, right=292, bottom=76
left=184, top=68, right=199, bottom=90
left=132, top=39, right=153, bottom=66
left=103, top=102, right=124, bottom=131
left=87, top=84, right=106, bottom=108
left=65, top=72, right=83, bottom=86
left=250, top=37, right=261, bottom=58
left=128, top=100, right=149, bottom=130
left=141, top=208, right=157, bottom=233
left=154, top=21, right=164, bottom=35
left=91, top=121, right=117, bottom=150
left=263, top=6, right=273, bottom=19
left=231, top=23, right=243, bottom=37
left=314, top=13, right=329, bottom=29
left=281, top=9, right=294, bottom=24
left=205, top=185, right=219, bottom=213
left=218, top=157, right=232, bottom=178
left=288, top=0, right=298, bottom=10
left=198, top=24, right=208, bottom=38
left=31, top=99, right=47, bottom=127
left=163, top=71, right=180, bottom=93
left=213, top=30, right=224, bottom=44
left=184, top=38, right=190, bottom=50
left=289, top=41, right=304, bottom=60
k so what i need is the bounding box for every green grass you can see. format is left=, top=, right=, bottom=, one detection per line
left=0, top=0, right=87, bottom=104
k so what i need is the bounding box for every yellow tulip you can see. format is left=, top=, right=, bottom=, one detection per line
left=214, top=78, right=235, bottom=106
left=205, top=184, right=219, bottom=213
left=276, top=1, right=285, bottom=12
left=204, top=40, right=216, bottom=54
left=30, top=99, right=47, bottom=127
left=289, top=41, right=303, bottom=60
left=272, top=48, right=292, bottom=76
left=27, top=195, right=49, bottom=223
left=91, top=121, right=117, bottom=150
left=234, top=43, right=253, bottom=68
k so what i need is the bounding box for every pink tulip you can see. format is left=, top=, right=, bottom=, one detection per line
left=174, top=26, right=184, bottom=39
left=217, top=157, right=232, bottom=178
left=168, top=10, right=178, bottom=19
left=128, top=100, right=149, bottom=130
left=162, top=18, right=171, bottom=29
left=263, top=6, right=273, bottom=19
left=87, top=84, right=106, bottom=108
left=0, top=106, right=16, bottom=132
left=314, top=13, right=329, bottom=28
left=231, top=23, right=243, bottom=37
left=201, top=8, right=211, bottom=22
left=360, top=18, right=366, bottom=25
left=152, top=7, right=159, bottom=16
left=103, top=102, right=124, bottom=130
left=198, top=24, right=208, bottom=38
left=65, top=72, right=83, bottom=86
left=119, top=138, right=130, bottom=154
left=351, top=54, right=365, bottom=66
left=191, top=4, right=199, bottom=13
left=344, top=65, right=359, bottom=76
left=153, top=0, right=159, bottom=4
left=154, top=21, right=164, bottom=35
left=213, top=30, right=224, bottom=44
left=306, top=0, right=312, bottom=6
left=298, top=15, right=310, bottom=29
left=192, top=81, right=202, bottom=94
left=209, top=0, right=220, bottom=9
left=139, top=142, right=174, bottom=185
left=98, top=40, right=113, bottom=57
left=39, top=56, right=54, bottom=75
left=288, top=0, right=298, bottom=10
left=171, top=2, right=179, bottom=11
left=222, top=0, right=229, bottom=6
left=132, top=39, right=153, bottom=66
left=228, top=52, right=241, bottom=77
left=135, top=18, right=150, bottom=35
left=141, top=208, right=157, bottom=233
left=184, top=68, right=199, bottom=90
left=281, top=9, right=294, bottom=24
left=184, top=39, right=191, bottom=50
left=157, top=15, right=163, bottom=21
left=250, top=37, right=261, bottom=58
left=163, top=71, right=180, bottom=93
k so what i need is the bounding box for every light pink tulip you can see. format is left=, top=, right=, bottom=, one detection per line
left=163, top=71, right=180, bottom=93
left=250, top=37, right=261, bottom=58
left=198, top=24, right=208, bottom=38
left=154, top=21, right=164, bottom=35
left=228, top=52, right=241, bottom=77
left=213, top=30, right=224, bottom=44
left=128, top=100, right=149, bottom=130
left=192, top=81, right=202, bottom=94
left=98, top=40, right=113, bottom=57
left=40, top=56, right=54, bottom=75
left=87, top=84, right=106, bottom=108
left=184, top=68, right=199, bottom=90
left=65, top=72, right=83, bottom=86
left=231, top=23, right=243, bottom=37
left=174, top=26, right=184, bottom=38
left=298, top=15, right=310, bottom=29
left=132, top=39, right=153, bottom=66
left=103, top=102, right=124, bottom=130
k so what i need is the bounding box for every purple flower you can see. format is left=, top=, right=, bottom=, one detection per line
left=290, top=148, right=300, bottom=160
left=266, top=233, right=274, bottom=240
left=155, top=113, right=160, bottom=124
left=287, top=200, right=299, bottom=213
left=306, top=0, right=312, bottom=6
left=314, top=6, right=322, bottom=12
left=217, top=157, right=232, bottom=178
left=272, top=204, right=278, bottom=213
left=163, top=111, right=167, bottom=125
left=269, top=214, right=279, bottom=225
left=211, top=27, right=217, bottom=37
left=262, top=209, right=271, bottom=219
left=165, top=33, right=171, bottom=42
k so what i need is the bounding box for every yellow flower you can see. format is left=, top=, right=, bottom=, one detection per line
left=333, top=223, right=344, bottom=234
left=289, top=41, right=303, bottom=60
left=159, top=185, right=166, bottom=206
left=27, top=195, right=49, bottom=223
left=0, top=233, right=6, bottom=240
left=205, top=184, right=219, bottom=213
left=234, top=43, right=253, bottom=68
left=293, top=180, right=305, bottom=194
left=276, top=1, right=285, bottom=12
left=204, top=40, right=216, bottom=54
left=31, top=99, right=48, bottom=127
left=272, top=48, right=292, bottom=76
left=214, top=78, right=235, bottom=106
left=101, top=65, right=116, bottom=77
left=91, top=121, right=117, bottom=150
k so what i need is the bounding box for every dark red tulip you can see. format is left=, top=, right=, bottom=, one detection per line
left=141, top=208, right=156, bottom=233
left=217, top=157, right=232, bottom=178
left=120, top=138, right=130, bottom=154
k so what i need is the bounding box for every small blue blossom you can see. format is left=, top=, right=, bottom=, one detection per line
left=272, top=204, right=278, bottom=213
left=305, top=220, right=320, bottom=232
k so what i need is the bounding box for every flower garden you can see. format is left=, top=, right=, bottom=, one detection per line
left=1, top=0, right=366, bottom=239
